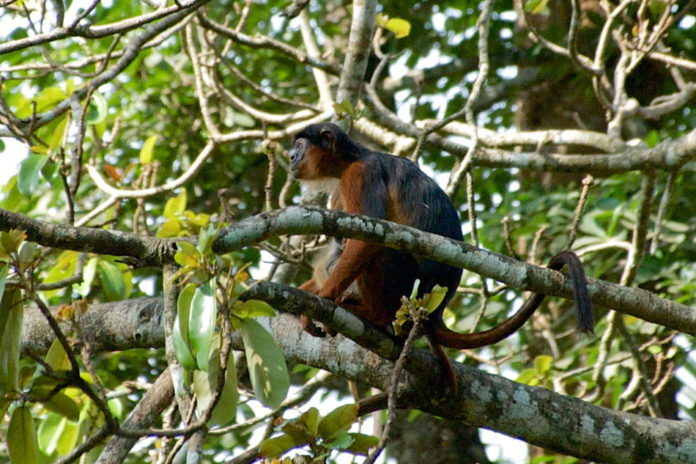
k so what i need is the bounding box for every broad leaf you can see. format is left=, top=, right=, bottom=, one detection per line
left=97, top=260, right=126, bottom=301
left=8, top=405, right=38, bottom=464
left=18, top=154, right=48, bottom=197
left=259, top=434, right=297, bottom=459
left=318, top=404, right=358, bottom=440
left=173, top=283, right=197, bottom=370
left=240, top=318, right=289, bottom=409
left=163, top=189, right=187, bottom=219
left=0, top=289, right=23, bottom=392
left=189, top=280, right=216, bottom=371
left=43, top=392, right=80, bottom=422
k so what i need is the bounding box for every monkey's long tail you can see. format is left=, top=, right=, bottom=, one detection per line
left=432, top=250, right=593, bottom=350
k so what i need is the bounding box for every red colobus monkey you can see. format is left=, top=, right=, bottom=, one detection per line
left=290, top=123, right=593, bottom=389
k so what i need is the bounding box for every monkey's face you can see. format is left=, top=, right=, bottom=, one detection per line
left=289, top=136, right=332, bottom=180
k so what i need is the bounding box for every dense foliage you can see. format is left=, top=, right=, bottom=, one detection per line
left=1, top=0, right=695, bottom=463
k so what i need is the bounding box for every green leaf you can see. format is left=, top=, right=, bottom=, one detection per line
left=174, top=242, right=201, bottom=267
left=207, top=340, right=238, bottom=426
left=317, top=404, right=358, bottom=440
left=240, top=318, right=289, bottom=409
left=163, top=189, right=187, bottom=219
left=173, top=283, right=197, bottom=370
left=193, top=369, right=214, bottom=418
left=193, top=339, right=239, bottom=427
left=533, top=355, right=553, bottom=376
left=259, top=434, right=297, bottom=458
left=38, top=412, right=64, bottom=456
left=8, top=405, right=38, bottom=464
left=344, top=432, right=379, bottom=455
left=298, top=407, right=319, bottom=437
left=139, top=135, right=159, bottom=164
left=197, top=223, right=215, bottom=256
left=385, top=18, right=411, bottom=38
left=321, top=431, right=353, bottom=449
left=17, top=241, right=37, bottom=271
left=75, top=257, right=99, bottom=297
left=86, top=91, right=108, bottom=125
left=45, top=338, right=71, bottom=373
left=97, top=260, right=126, bottom=301
left=0, top=229, right=27, bottom=256
left=157, top=218, right=181, bottom=238
left=189, top=280, right=217, bottom=371
left=233, top=299, right=277, bottom=319
left=43, top=392, right=80, bottom=422
left=55, top=418, right=79, bottom=456
left=0, top=264, right=8, bottom=307
left=524, top=0, right=550, bottom=14
left=18, top=154, right=48, bottom=197
left=423, top=285, right=448, bottom=313
left=47, top=115, right=68, bottom=154
left=0, top=289, right=23, bottom=392
left=516, top=368, right=539, bottom=386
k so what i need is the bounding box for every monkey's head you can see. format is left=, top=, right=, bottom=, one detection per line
left=289, top=123, right=358, bottom=180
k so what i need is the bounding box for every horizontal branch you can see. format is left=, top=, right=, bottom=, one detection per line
left=21, top=293, right=695, bottom=463
left=0, top=208, right=182, bottom=266
left=213, top=207, right=696, bottom=335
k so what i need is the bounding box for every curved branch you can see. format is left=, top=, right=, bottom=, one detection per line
left=23, top=293, right=694, bottom=464
left=0, top=209, right=183, bottom=266
left=213, top=206, right=696, bottom=335
left=0, top=1, right=204, bottom=55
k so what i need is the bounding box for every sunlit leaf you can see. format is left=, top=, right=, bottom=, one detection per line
left=385, top=17, right=411, bottom=38
left=423, top=285, right=448, bottom=313
left=55, top=418, right=79, bottom=456
left=45, top=338, right=71, bottom=373
left=157, top=219, right=181, bottom=238
left=524, top=0, right=550, bottom=14
left=534, top=355, right=553, bottom=376
left=189, top=280, right=217, bottom=371
left=163, top=189, right=187, bottom=219
left=38, top=411, right=64, bottom=456
left=174, top=241, right=200, bottom=269
left=86, top=91, right=108, bottom=125
left=139, top=135, right=159, bottom=164
left=173, top=283, right=197, bottom=370
left=75, top=257, right=99, bottom=297
left=516, top=369, right=539, bottom=386
left=233, top=299, right=276, bottom=319
left=47, top=114, right=68, bottom=154
left=240, top=318, right=289, bottom=409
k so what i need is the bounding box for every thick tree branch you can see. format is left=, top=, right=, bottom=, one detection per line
left=20, top=292, right=696, bottom=464
left=213, top=207, right=696, bottom=336
left=0, top=209, right=183, bottom=266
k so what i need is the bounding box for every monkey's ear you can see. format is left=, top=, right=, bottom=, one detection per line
left=319, top=126, right=336, bottom=151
